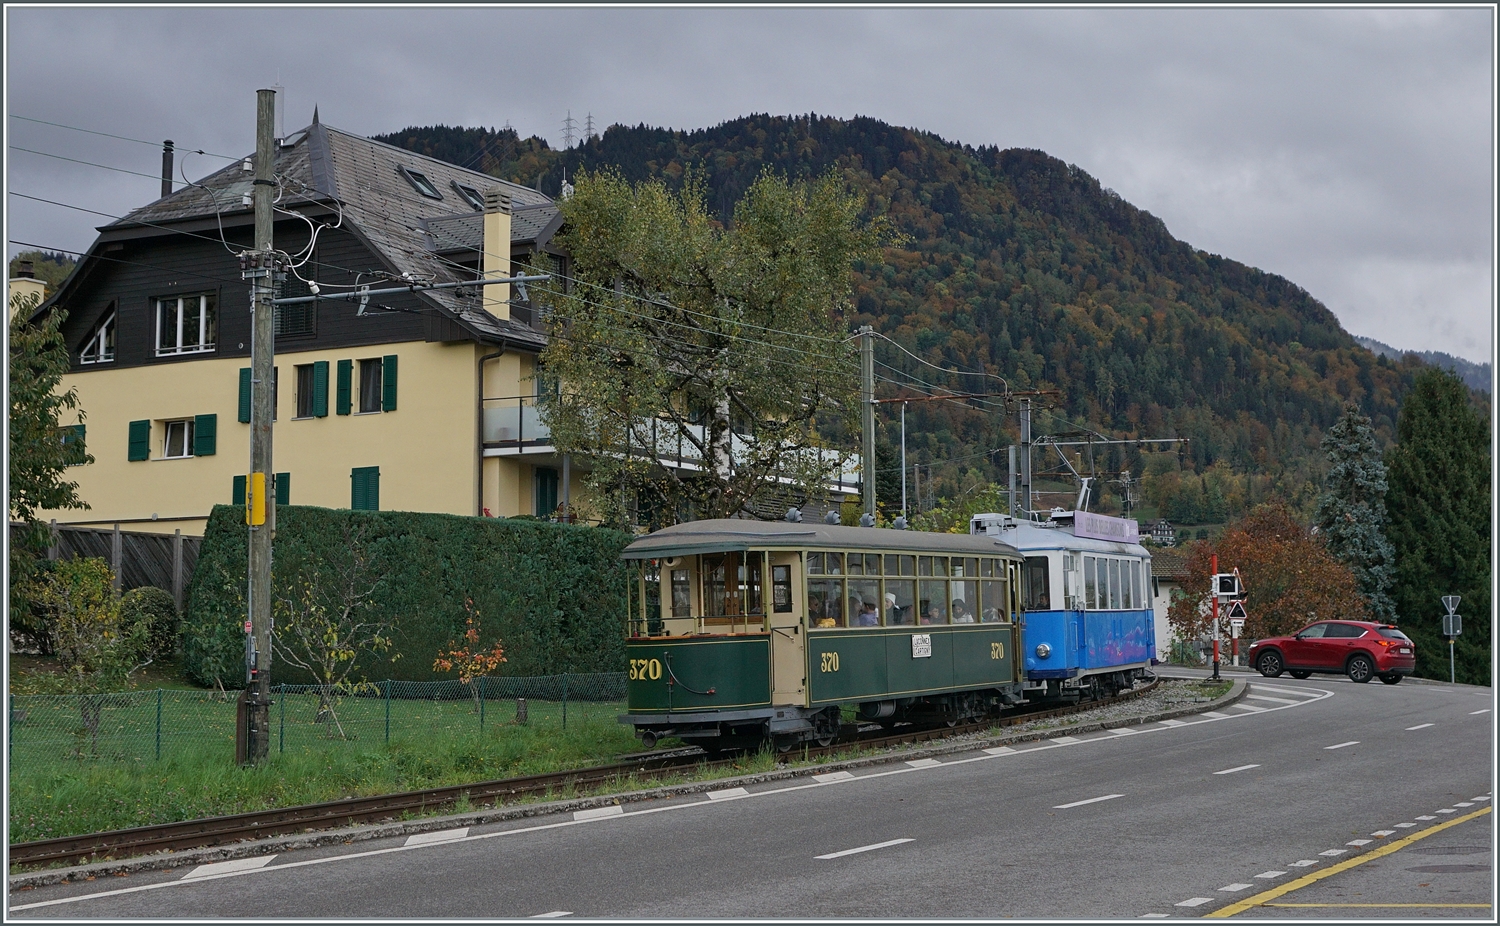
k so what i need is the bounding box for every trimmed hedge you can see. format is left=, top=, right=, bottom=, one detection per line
left=182, top=506, right=632, bottom=686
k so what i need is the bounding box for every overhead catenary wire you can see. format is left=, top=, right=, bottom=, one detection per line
left=9, top=114, right=240, bottom=160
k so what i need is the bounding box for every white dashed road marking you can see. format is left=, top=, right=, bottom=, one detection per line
left=1214, top=764, right=1260, bottom=775
left=905, top=758, right=943, bottom=769
left=405, top=828, right=468, bottom=847
left=1159, top=719, right=1187, bottom=727
left=1244, top=693, right=1302, bottom=705
left=814, top=771, right=854, bottom=783
left=183, top=857, right=275, bottom=880
left=1254, top=870, right=1287, bottom=879
left=706, top=787, right=749, bottom=800
left=815, top=838, right=913, bottom=860
left=1218, top=883, right=1254, bottom=892
left=1436, top=808, right=1457, bottom=814
left=1346, top=839, right=1372, bottom=846
left=1049, top=736, right=1083, bottom=745
left=1053, top=794, right=1124, bottom=809
left=1454, top=802, right=1474, bottom=808
left=572, top=806, right=623, bottom=821
left=1406, top=723, right=1434, bottom=730
left=1175, top=898, right=1215, bottom=907
left=1416, top=815, right=1437, bottom=820
left=1141, top=914, right=1170, bottom=918
left=1200, top=711, right=1231, bottom=719
left=982, top=746, right=1016, bottom=756
left=1470, top=709, right=1491, bottom=714
left=1371, top=830, right=1396, bottom=836
left=1111, top=728, right=1139, bottom=736
left=532, top=913, right=571, bottom=918
left=1395, top=822, right=1417, bottom=828
left=1288, top=860, right=1318, bottom=867
left=1319, top=849, right=1348, bottom=857
left=1324, top=741, right=1359, bottom=750
left=1230, top=703, right=1266, bottom=712
left=1475, top=796, right=1493, bottom=801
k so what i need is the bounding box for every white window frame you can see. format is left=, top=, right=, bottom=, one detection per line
left=79, top=312, right=116, bottom=364
left=155, top=293, right=216, bottom=356
left=162, top=418, right=195, bottom=459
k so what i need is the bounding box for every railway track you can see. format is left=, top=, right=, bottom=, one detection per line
left=10, top=678, right=1161, bottom=870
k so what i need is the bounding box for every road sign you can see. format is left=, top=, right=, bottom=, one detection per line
left=1442, top=595, right=1461, bottom=615
left=1443, top=613, right=1462, bottom=638
left=1224, top=600, right=1248, bottom=620
left=1213, top=573, right=1241, bottom=598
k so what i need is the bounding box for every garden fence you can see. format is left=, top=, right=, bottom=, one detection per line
left=7, top=673, right=627, bottom=778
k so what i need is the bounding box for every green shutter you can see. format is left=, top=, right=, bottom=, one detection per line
left=232, top=474, right=246, bottom=506
left=62, top=424, right=87, bottom=466
left=351, top=466, right=380, bottom=511
left=193, top=414, right=217, bottom=456
left=382, top=354, right=398, bottom=412
left=312, top=361, right=329, bottom=417
left=238, top=368, right=252, bottom=423
left=336, top=360, right=352, bottom=415
left=275, top=472, right=290, bottom=506
left=128, top=420, right=151, bottom=461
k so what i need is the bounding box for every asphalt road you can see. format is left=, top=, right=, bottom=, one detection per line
left=11, top=674, right=1493, bottom=919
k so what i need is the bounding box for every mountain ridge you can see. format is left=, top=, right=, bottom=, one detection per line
left=1353, top=335, right=1489, bottom=394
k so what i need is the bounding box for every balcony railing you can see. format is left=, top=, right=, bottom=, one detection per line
left=483, top=396, right=550, bottom=445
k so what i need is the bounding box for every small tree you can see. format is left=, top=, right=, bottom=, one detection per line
left=1169, top=500, right=1367, bottom=647
left=1314, top=404, right=1397, bottom=622
left=9, top=291, right=92, bottom=651
left=433, top=599, right=507, bottom=713
left=271, top=520, right=397, bottom=736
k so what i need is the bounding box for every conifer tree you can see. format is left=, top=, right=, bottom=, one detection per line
left=1384, top=369, right=1491, bottom=683
left=1314, top=404, right=1397, bottom=622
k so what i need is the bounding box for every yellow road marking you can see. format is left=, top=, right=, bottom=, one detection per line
left=1263, top=903, right=1492, bottom=908
left=1205, top=806, right=1492, bottom=918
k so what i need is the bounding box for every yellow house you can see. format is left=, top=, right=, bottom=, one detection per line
left=29, top=117, right=579, bottom=535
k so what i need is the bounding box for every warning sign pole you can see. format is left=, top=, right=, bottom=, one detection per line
left=1210, top=553, right=1221, bottom=681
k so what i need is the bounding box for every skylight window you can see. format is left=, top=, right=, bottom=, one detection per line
left=451, top=181, right=485, bottom=211
left=398, top=166, right=443, bottom=200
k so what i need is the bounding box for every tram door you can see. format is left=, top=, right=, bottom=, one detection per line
left=768, top=552, right=806, bottom=705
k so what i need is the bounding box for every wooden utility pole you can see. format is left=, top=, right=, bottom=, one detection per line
left=859, top=325, right=876, bottom=521
left=240, top=88, right=278, bottom=764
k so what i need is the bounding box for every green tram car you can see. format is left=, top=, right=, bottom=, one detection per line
left=619, top=519, right=1027, bottom=752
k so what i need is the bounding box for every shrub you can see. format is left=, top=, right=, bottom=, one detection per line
left=32, top=557, right=149, bottom=688
left=182, top=506, right=633, bottom=686
left=119, top=586, right=179, bottom=659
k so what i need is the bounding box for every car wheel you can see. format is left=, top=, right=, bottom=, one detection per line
left=1346, top=654, right=1375, bottom=683
left=1256, top=651, right=1284, bottom=678
left=1289, top=670, right=1312, bottom=679
left=1379, top=673, right=1403, bottom=686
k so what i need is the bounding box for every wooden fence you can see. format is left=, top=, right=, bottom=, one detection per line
left=10, top=522, right=202, bottom=612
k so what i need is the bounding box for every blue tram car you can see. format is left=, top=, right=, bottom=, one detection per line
left=971, top=509, right=1154, bottom=699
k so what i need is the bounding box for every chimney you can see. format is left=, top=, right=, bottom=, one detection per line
left=16, top=259, right=34, bottom=279
left=482, top=189, right=513, bottom=321
left=161, top=140, right=174, bottom=198
left=8, top=260, right=47, bottom=320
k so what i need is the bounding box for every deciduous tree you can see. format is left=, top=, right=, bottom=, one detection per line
left=533, top=169, right=892, bottom=524
left=432, top=599, right=507, bottom=713
left=1168, top=500, right=1366, bottom=646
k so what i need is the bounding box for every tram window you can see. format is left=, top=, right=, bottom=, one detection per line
left=1120, top=560, right=1133, bottom=609
left=741, top=553, right=765, bottom=614
left=960, top=557, right=979, bottom=578
left=1132, top=561, right=1144, bottom=609
left=1083, top=556, right=1097, bottom=609
left=848, top=579, right=880, bottom=626
left=1095, top=557, right=1108, bottom=610
left=825, top=553, right=844, bottom=575
left=885, top=579, right=915, bottom=625
left=933, top=556, right=948, bottom=577
left=980, top=579, right=1005, bottom=622
left=1023, top=557, right=1051, bottom=611
left=772, top=565, right=793, bottom=613
left=808, top=578, right=844, bottom=628
left=981, top=558, right=994, bottom=578
left=952, top=580, right=977, bottom=623
left=1108, top=560, right=1120, bottom=609
left=919, top=580, right=949, bottom=624
left=918, top=556, right=933, bottom=576
left=702, top=553, right=738, bottom=616
left=899, top=555, right=915, bottom=576
left=807, top=552, right=824, bottom=575
left=847, top=554, right=863, bottom=576
left=671, top=569, right=691, bottom=617
left=866, top=554, right=881, bottom=575
left=884, top=554, right=900, bottom=576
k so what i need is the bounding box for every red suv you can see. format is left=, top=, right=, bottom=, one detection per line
left=1249, top=621, right=1415, bottom=685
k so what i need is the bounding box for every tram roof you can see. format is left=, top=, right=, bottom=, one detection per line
left=997, top=518, right=1151, bottom=558
left=620, top=519, right=1022, bottom=560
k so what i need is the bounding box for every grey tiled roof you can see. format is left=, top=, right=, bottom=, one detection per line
left=110, top=121, right=553, bottom=349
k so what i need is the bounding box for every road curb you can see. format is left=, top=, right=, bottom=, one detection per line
left=8, top=677, right=1246, bottom=889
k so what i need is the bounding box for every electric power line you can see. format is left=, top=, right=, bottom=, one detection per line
left=8, top=114, right=239, bottom=160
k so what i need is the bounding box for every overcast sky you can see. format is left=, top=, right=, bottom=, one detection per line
left=5, top=5, right=1494, bottom=363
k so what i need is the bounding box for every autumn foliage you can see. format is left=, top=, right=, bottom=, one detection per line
left=432, top=599, right=507, bottom=685
left=1168, top=500, right=1368, bottom=645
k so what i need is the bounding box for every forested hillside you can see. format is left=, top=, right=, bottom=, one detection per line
left=376, top=116, right=1477, bottom=522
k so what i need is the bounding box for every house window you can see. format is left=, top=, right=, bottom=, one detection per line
left=359, top=359, right=382, bottom=413
left=451, top=181, right=484, bottom=211
left=295, top=364, right=315, bottom=418
left=398, top=166, right=442, bottom=200
left=163, top=419, right=195, bottom=459
left=155, top=293, right=217, bottom=356
left=79, top=311, right=116, bottom=363
left=61, top=424, right=87, bottom=466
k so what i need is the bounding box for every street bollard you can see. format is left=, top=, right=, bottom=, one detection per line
left=516, top=697, right=528, bottom=725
